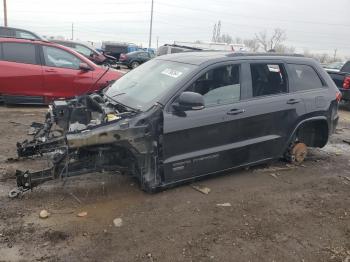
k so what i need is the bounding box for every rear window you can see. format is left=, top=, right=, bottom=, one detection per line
left=1, top=42, right=37, bottom=64
left=288, top=64, right=324, bottom=91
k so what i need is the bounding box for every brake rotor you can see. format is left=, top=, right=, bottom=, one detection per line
left=291, top=142, right=307, bottom=164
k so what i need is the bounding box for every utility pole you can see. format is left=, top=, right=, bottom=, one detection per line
left=148, top=0, right=154, bottom=48
left=156, top=36, right=159, bottom=49
left=3, top=0, right=8, bottom=27
left=71, top=23, right=74, bottom=40
left=333, top=48, right=338, bottom=62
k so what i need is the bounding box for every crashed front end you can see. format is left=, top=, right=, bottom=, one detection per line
left=11, top=94, right=162, bottom=197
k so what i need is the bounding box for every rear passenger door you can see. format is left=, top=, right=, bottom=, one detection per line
left=241, top=61, right=306, bottom=158
left=287, top=63, right=328, bottom=114
left=0, top=42, right=44, bottom=102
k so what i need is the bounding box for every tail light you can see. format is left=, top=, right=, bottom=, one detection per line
left=119, top=53, right=127, bottom=61
left=336, top=90, right=342, bottom=103
left=343, top=76, right=350, bottom=89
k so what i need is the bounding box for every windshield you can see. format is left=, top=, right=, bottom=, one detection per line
left=105, top=59, right=196, bottom=111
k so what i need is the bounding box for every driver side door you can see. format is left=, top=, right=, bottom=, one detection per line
left=162, top=62, right=251, bottom=184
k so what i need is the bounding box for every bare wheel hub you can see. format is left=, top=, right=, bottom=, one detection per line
left=291, top=142, right=307, bottom=163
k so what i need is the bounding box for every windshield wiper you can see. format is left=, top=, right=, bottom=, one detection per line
left=105, top=94, right=141, bottom=113
left=112, top=92, right=126, bottom=98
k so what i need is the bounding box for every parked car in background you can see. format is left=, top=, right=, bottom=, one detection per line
left=325, top=61, right=350, bottom=101
left=119, top=50, right=155, bottom=68
left=0, top=26, right=44, bottom=40
left=0, top=37, right=122, bottom=105
left=323, top=61, right=345, bottom=72
left=52, top=40, right=117, bottom=66
left=13, top=52, right=340, bottom=195
left=102, top=41, right=139, bottom=60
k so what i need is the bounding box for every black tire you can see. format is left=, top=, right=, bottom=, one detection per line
left=131, top=61, right=140, bottom=69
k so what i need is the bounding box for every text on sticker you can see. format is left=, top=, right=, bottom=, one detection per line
left=161, top=68, right=183, bottom=78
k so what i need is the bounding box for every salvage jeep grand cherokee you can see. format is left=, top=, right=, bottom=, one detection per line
left=10, top=52, right=340, bottom=197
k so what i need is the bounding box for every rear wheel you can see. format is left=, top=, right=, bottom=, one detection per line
left=131, top=61, right=140, bottom=69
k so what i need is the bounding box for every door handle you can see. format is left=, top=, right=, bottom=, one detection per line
left=45, top=69, right=57, bottom=72
left=287, top=99, right=301, bottom=104
left=227, top=109, right=245, bottom=115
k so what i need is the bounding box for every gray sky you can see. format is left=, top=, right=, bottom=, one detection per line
left=1, top=0, right=349, bottom=57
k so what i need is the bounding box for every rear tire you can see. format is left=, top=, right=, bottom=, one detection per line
left=131, top=61, right=140, bottom=69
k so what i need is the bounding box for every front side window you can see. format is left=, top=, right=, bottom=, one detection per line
left=43, top=46, right=82, bottom=69
left=186, top=64, right=241, bottom=107
left=2, top=42, right=37, bottom=64
left=250, top=63, right=288, bottom=97
left=74, top=44, right=93, bottom=57
left=288, top=64, right=324, bottom=91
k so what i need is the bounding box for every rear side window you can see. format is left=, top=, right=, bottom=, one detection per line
left=74, top=44, right=93, bottom=57
left=187, top=64, right=241, bottom=107
left=2, top=42, right=37, bottom=64
left=250, top=63, right=288, bottom=97
left=288, top=64, right=324, bottom=91
left=138, top=52, right=149, bottom=58
left=15, top=30, right=37, bottom=40
left=0, top=28, right=14, bottom=37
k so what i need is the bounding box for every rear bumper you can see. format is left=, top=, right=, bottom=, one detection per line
left=339, top=88, right=350, bottom=101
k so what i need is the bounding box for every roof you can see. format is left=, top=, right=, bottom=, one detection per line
left=156, top=51, right=308, bottom=66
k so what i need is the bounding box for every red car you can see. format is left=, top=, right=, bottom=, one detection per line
left=0, top=37, right=123, bottom=104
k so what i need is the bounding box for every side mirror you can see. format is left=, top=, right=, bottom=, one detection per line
left=79, top=63, right=91, bottom=71
left=174, top=92, right=205, bottom=111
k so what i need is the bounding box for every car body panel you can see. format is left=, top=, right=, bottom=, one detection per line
left=13, top=52, right=340, bottom=195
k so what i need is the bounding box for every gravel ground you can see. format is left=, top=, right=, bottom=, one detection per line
left=0, top=104, right=350, bottom=262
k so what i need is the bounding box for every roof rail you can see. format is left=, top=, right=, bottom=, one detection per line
left=163, top=44, right=204, bottom=51
left=226, top=52, right=304, bottom=57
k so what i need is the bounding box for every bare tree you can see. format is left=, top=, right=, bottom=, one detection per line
left=243, top=39, right=260, bottom=52
left=255, top=28, right=287, bottom=52
left=212, top=20, right=221, bottom=42
left=218, top=34, right=233, bottom=44
left=275, top=44, right=295, bottom=54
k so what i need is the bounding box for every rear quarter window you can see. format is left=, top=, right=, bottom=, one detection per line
left=2, top=42, right=37, bottom=64
left=288, top=64, right=324, bottom=91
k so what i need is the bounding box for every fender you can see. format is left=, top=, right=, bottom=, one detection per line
left=284, top=116, right=329, bottom=152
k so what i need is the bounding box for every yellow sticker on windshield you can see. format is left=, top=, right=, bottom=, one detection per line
left=161, top=68, right=183, bottom=78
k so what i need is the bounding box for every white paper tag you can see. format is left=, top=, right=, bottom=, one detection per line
left=161, top=68, right=183, bottom=78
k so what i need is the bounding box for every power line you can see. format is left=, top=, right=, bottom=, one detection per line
left=156, top=2, right=350, bottom=28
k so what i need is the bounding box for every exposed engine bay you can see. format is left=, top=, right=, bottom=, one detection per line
left=11, top=93, right=163, bottom=198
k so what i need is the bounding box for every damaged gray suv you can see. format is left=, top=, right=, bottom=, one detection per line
left=11, top=52, right=340, bottom=197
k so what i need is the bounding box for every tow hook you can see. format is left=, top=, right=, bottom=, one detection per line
left=8, top=187, right=30, bottom=199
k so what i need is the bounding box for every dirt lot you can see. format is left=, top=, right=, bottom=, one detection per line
left=0, top=105, right=350, bottom=262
